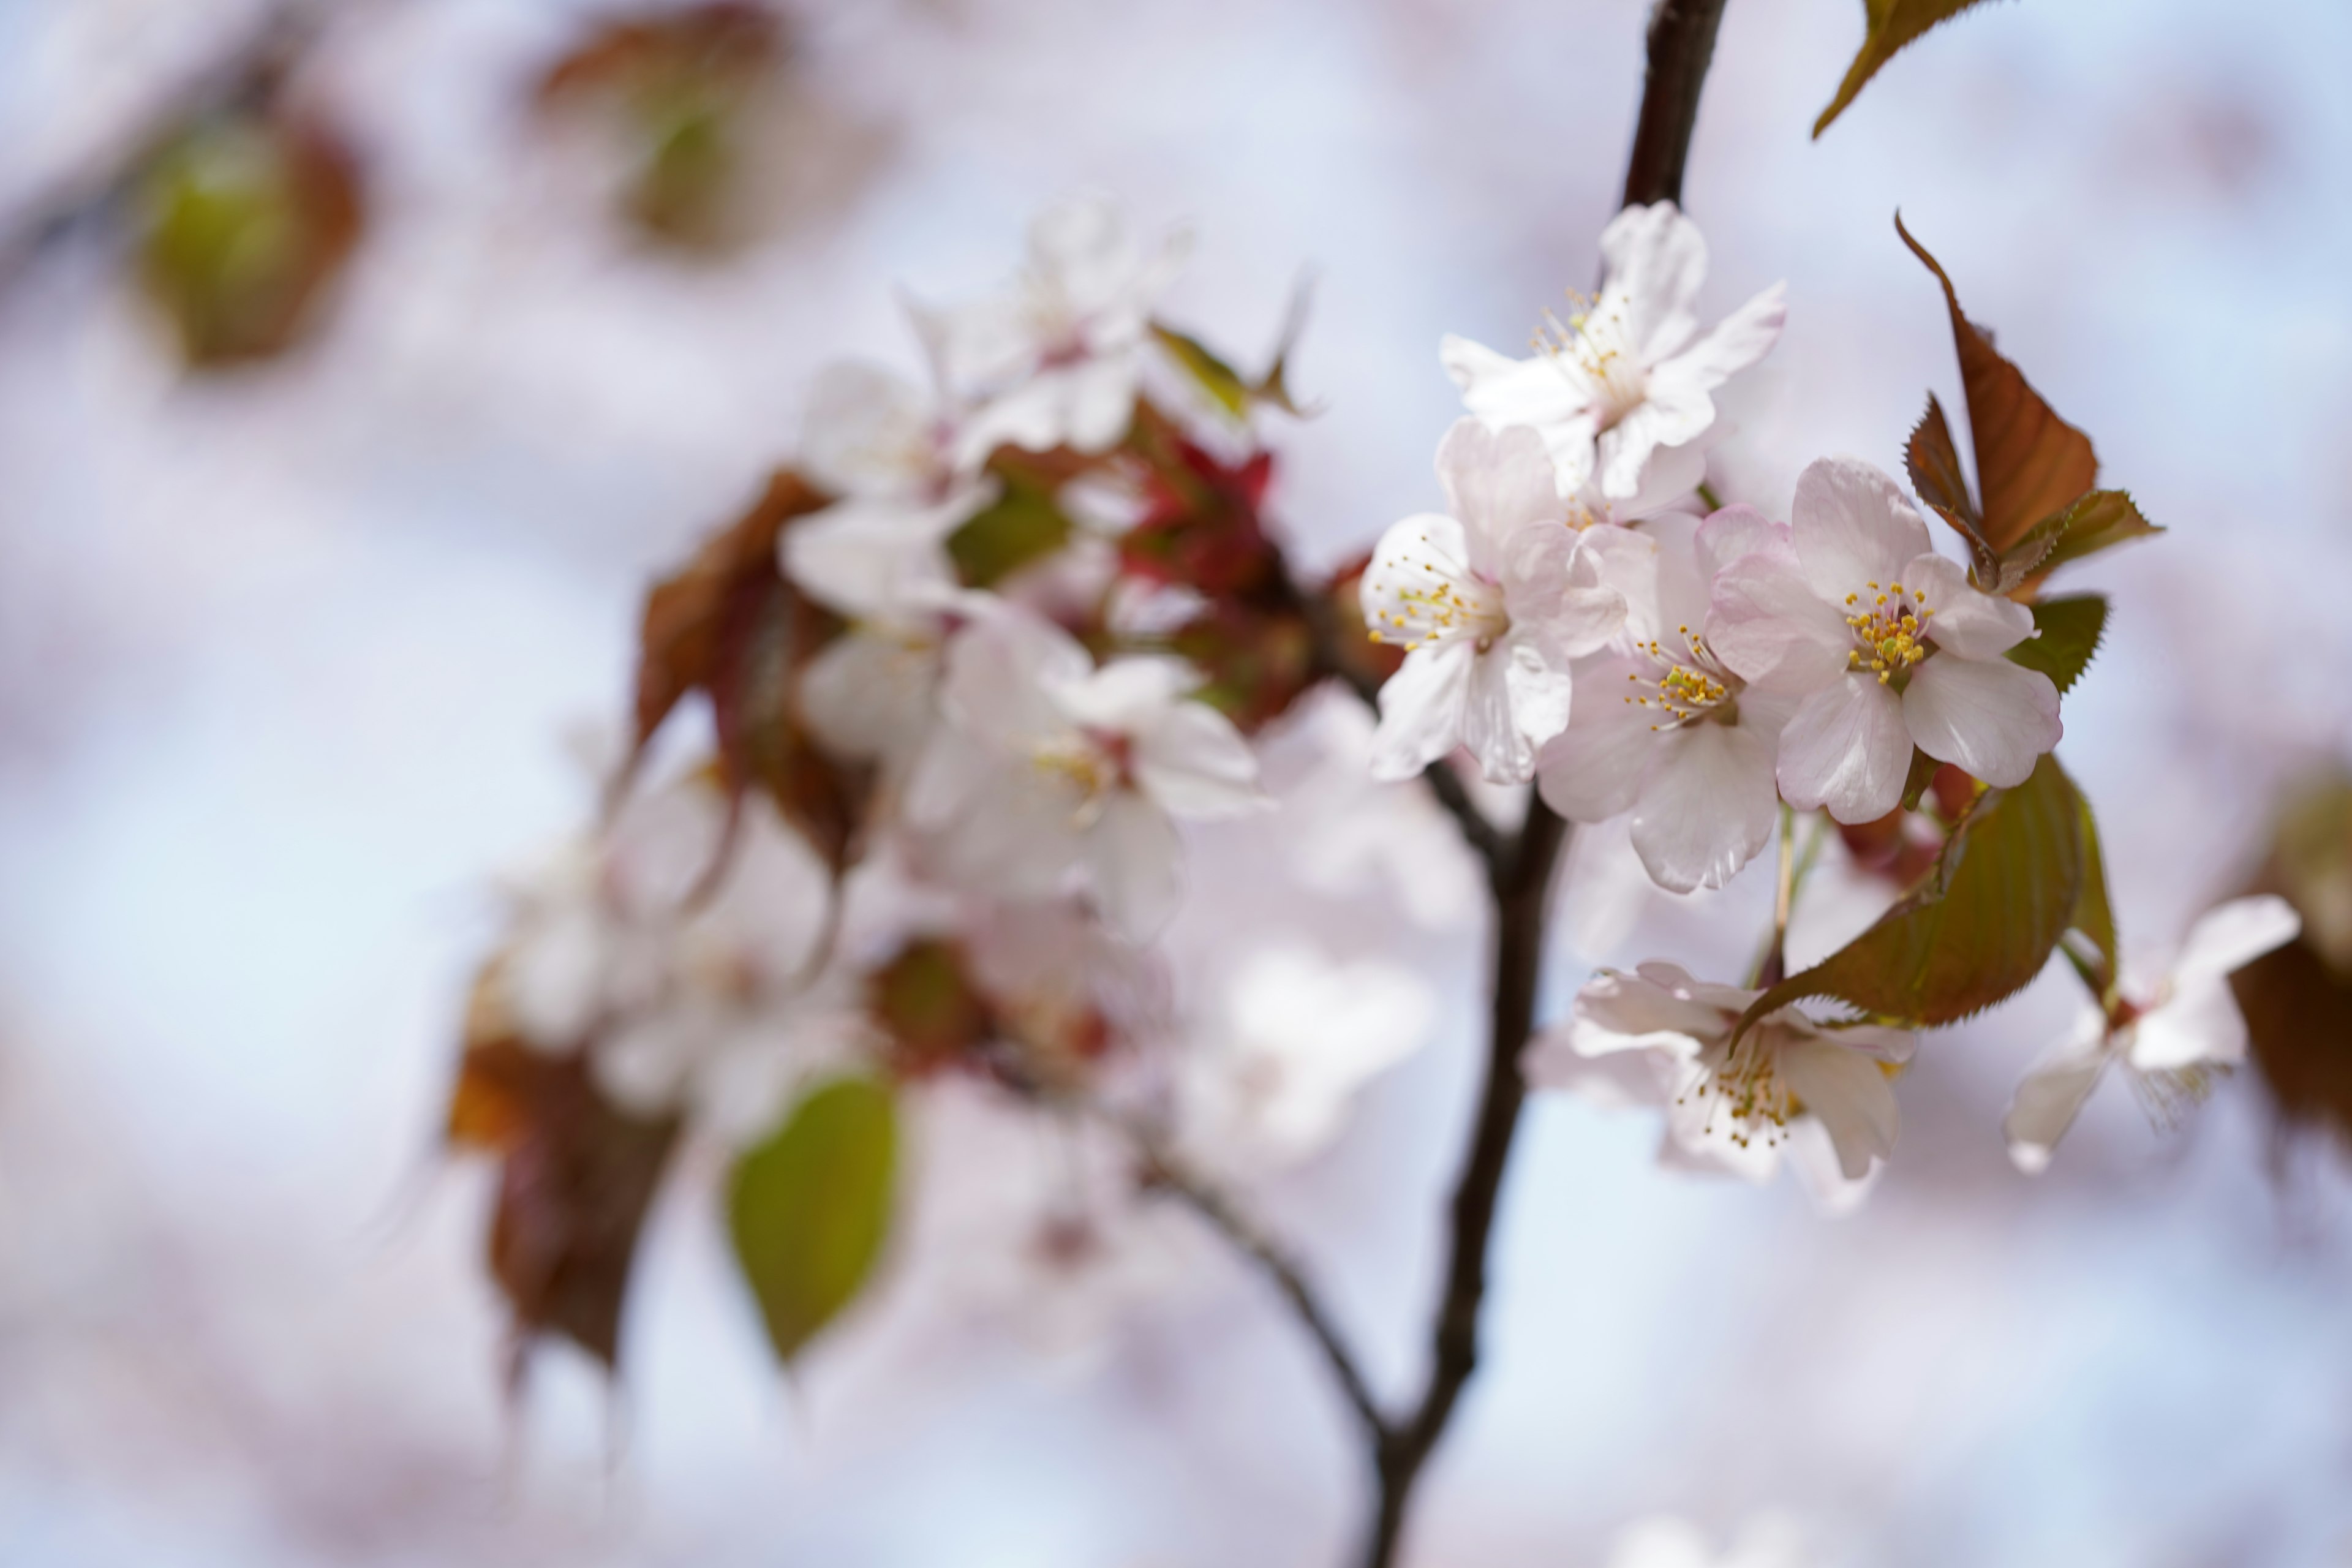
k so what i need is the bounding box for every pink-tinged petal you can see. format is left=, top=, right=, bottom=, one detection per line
left=1694, top=503, right=1785, bottom=580
left=1461, top=638, right=1562, bottom=784
left=1901, top=655, right=2060, bottom=787
left=1131, top=700, right=1269, bottom=821
left=1441, top=333, right=1595, bottom=422
left=1902, top=552, right=2032, bottom=658
left=1777, top=1035, right=1901, bottom=1179
left=1536, top=658, right=1657, bottom=823
left=2127, top=977, right=2251, bottom=1071
left=1653, top=281, right=1787, bottom=392
left=1568, top=965, right=1728, bottom=1055
left=930, top=758, right=1085, bottom=900
left=1629, top=722, right=1779, bottom=892
left=1782, top=1116, right=1882, bottom=1216
left=1777, top=674, right=1910, bottom=823
left=1370, top=639, right=1475, bottom=781
left=1630, top=959, right=1763, bottom=1016
left=2003, top=1013, right=2111, bottom=1173
left=1594, top=400, right=1680, bottom=500
left=1084, top=791, right=1184, bottom=940
left=2172, top=894, right=2302, bottom=984
left=1598, top=201, right=1705, bottom=355
left=1706, top=544, right=1854, bottom=693
left=1575, top=524, right=1661, bottom=636
left=1613, top=435, right=1711, bottom=521
left=1792, top=457, right=1932, bottom=596
left=1822, top=1023, right=1916, bottom=1065
left=1436, top=420, right=1562, bottom=571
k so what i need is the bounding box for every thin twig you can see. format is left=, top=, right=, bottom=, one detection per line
left=1114, top=1112, right=1392, bottom=1447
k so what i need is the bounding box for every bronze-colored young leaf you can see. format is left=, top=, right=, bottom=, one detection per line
left=1814, top=0, right=2003, bottom=137
left=1904, top=394, right=1992, bottom=576
left=449, top=1030, right=682, bottom=1373
left=2063, top=787, right=2119, bottom=1001
left=1153, top=323, right=1255, bottom=418
left=2005, top=593, right=2106, bottom=696
left=728, top=1075, right=899, bottom=1365
left=1897, top=217, right=2098, bottom=552
left=2030, top=490, right=2162, bottom=581
left=1734, top=753, right=2085, bottom=1035
left=2236, top=769, right=2352, bottom=1150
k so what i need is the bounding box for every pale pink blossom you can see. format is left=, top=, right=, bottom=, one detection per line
left=1442, top=201, right=1785, bottom=499
left=1708, top=457, right=2062, bottom=824
left=1363, top=419, right=1635, bottom=784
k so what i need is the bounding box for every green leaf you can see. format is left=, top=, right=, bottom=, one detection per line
left=2006, top=593, right=2107, bottom=696
left=1735, top=753, right=2086, bottom=1035
left=1905, top=393, right=1991, bottom=576
left=728, top=1075, right=898, bottom=1364
left=1153, top=323, right=1254, bottom=418
left=947, top=475, right=1073, bottom=588
left=1991, top=503, right=2072, bottom=594
left=2063, top=788, right=2119, bottom=1000
left=1815, top=0, right=2005, bottom=137
left=2033, top=489, right=2163, bottom=579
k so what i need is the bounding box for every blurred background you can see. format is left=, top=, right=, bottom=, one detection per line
left=4, top=0, right=2352, bottom=1563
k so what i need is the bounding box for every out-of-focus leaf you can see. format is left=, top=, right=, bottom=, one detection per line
left=1152, top=276, right=1314, bottom=420
left=1736, top=753, right=2085, bottom=1035
left=447, top=1001, right=680, bottom=1372
left=2005, top=593, right=2106, bottom=696
left=2030, top=489, right=2162, bottom=581
left=948, top=471, right=1073, bottom=589
left=1905, top=394, right=1994, bottom=578
left=1317, top=550, right=1406, bottom=698
left=869, top=940, right=995, bottom=1075
left=136, top=111, right=363, bottom=367
left=1898, top=217, right=2098, bottom=554
left=1814, top=0, right=2003, bottom=137
left=728, top=1075, right=898, bottom=1363
left=2237, top=769, right=2352, bottom=1153
left=2063, top=786, right=2118, bottom=1000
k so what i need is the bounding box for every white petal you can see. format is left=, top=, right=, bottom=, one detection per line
left=1460, top=639, right=1553, bottom=785
left=1052, top=655, right=1199, bottom=731
left=1777, top=674, right=1910, bottom=823
left=1436, top=419, right=1562, bottom=574
left=800, top=630, right=937, bottom=764
left=783, top=494, right=972, bottom=621
left=1370, top=640, right=1475, bottom=780
left=1651, top=280, right=1787, bottom=391
left=1901, top=655, right=2061, bottom=788
left=1440, top=335, right=1600, bottom=495
left=1131, top=701, right=1270, bottom=821
left=1611, top=436, right=1710, bottom=521
left=1508, top=529, right=1630, bottom=661
left=1057, top=353, right=1144, bottom=454
left=1085, top=791, right=1185, bottom=940
left=1792, top=457, right=1933, bottom=597
left=1706, top=543, right=1855, bottom=693
left=1362, top=512, right=1477, bottom=641
left=1598, top=201, right=1705, bottom=354
left=1535, top=657, right=1656, bottom=822
left=1777, top=1035, right=1901, bottom=1179
left=1782, top=1115, right=1882, bottom=1216
left=799, top=361, right=932, bottom=499
left=1029, top=194, right=1142, bottom=312
left=2173, top=894, right=2302, bottom=984
left=939, top=605, right=1091, bottom=748
left=1901, top=552, right=2032, bottom=658
left=1594, top=399, right=1685, bottom=500
left=1522, top=1027, right=1676, bottom=1108
left=1628, top=722, right=1778, bottom=893
left=927, top=760, right=1085, bottom=900
left=2128, top=978, right=2252, bottom=1071
left=1566, top=965, right=1730, bottom=1056
left=2003, top=1013, right=2111, bottom=1174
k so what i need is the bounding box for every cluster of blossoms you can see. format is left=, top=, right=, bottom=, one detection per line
left=449, top=191, right=2293, bottom=1409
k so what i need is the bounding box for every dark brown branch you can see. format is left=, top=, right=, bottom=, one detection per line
left=1620, top=0, right=1731, bottom=210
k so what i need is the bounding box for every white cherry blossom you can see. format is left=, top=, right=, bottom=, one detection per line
left=923, top=194, right=1188, bottom=457
left=1442, top=201, right=1785, bottom=499
left=1362, top=418, right=1635, bottom=785
left=1708, top=457, right=2062, bottom=824
left=1537, top=506, right=1798, bottom=893
left=907, top=605, right=1269, bottom=940
left=1177, top=946, right=1436, bottom=1169
left=1526, top=960, right=1913, bottom=1204
left=2005, top=895, right=2302, bottom=1173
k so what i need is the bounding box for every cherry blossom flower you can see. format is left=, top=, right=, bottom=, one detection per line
left=1707, top=457, right=2062, bottom=824
left=2004, top=895, right=2302, bottom=1173
left=1177, top=945, right=1436, bottom=1169
left=1442, top=201, right=1785, bottom=499
left=799, top=359, right=987, bottom=508
left=907, top=605, right=1269, bottom=940
left=1362, top=418, right=1635, bottom=784
left=924, top=194, right=1189, bottom=457
left=1537, top=506, right=1798, bottom=893
left=1526, top=961, right=1913, bottom=1204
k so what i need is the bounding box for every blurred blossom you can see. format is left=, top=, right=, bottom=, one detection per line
left=1605, top=1512, right=1812, bottom=1568
left=1175, top=944, right=1436, bottom=1170
left=1278, top=690, right=1483, bottom=932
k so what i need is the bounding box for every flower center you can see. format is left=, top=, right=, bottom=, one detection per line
left=1686, top=1030, right=1800, bottom=1151
left=1370, top=562, right=1510, bottom=653
left=1538, top=292, right=1648, bottom=433
left=1623, top=625, right=1740, bottom=731
left=1842, top=579, right=1937, bottom=684
left=1031, top=731, right=1129, bottom=827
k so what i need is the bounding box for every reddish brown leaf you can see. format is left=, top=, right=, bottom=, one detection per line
left=868, top=940, right=996, bottom=1076
left=1898, top=216, right=2098, bottom=552
left=1904, top=393, right=1993, bottom=577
